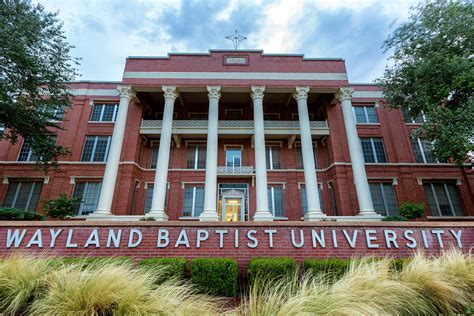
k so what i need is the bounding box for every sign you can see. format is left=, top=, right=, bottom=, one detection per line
left=1, top=223, right=472, bottom=264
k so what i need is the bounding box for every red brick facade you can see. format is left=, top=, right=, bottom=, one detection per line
left=0, top=50, right=473, bottom=219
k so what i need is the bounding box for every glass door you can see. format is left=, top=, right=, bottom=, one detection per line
left=222, top=197, right=243, bottom=222
left=226, top=148, right=241, bottom=173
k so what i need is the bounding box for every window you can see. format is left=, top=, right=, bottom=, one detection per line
left=144, top=185, right=153, bottom=214
left=182, top=185, right=205, bottom=217
left=226, top=147, right=242, bottom=168
left=41, top=106, right=65, bottom=121
left=268, top=185, right=285, bottom=217
left=296, top=146, right=317, bottom=169
left=263, top=113, right=280, bottom=120
left=328, top=183, right=338, bottom=215
left=225, top=109, right=243, bottom=120
left=423, top=182, right=463, bottom=216
left=18, top=142, right=39, bottom=162
left=353, top=105, right=378, bottom=123
left=369, top=183, right=398, bottom=216
left=73, top=182, right=101, bottom=215
left=186, top=145, right=207, bottom=169
left=149, top=143, right=173, bottom=169
left=402, top=108, right=426, bottom=124
left=360, top=138, right=387, bottom=163
left=266, top=145, right=281, bottom=170
left=300, top=184, right=323, bottom=215
left=90, top=103, right=119, bottom=122
left=81, top=136, right=111, bottom=162
left=3, top=181, right=43, bottom=211
left=411, top=138, right=447, bottom=163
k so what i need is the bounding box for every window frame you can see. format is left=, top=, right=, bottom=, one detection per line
left=2, top=181, right=43, bottom=211
left=424, top=182, right=464, bottom=216
left=81, top=135, right=112, bottom=162
left=225, top=145, right=243, bottom=168
left=360, top=137, right=388, bottom=163
left=17, top=141, right=38, bottom=162
left=73, top=182, right=102, bottom=215
left=352, top=104, right=379, bottom=124
left=411, top=138, right=447, bottom=164
left=266, top=144, right=281, bottom=170
left=186, top=144, right=207, bottom=169
left=183, top=184, right=205, bottom=217
left=268, top=184, right=285, bottom=218
left=89, top=103, right=119, bottom=122
left=369, top=182, right=398, bottom=216
left=224, top=109, right=243, bottom=119
left=263, top=113, right=281, bottom=120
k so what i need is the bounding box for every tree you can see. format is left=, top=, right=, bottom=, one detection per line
left=378, top=0, right=473, bottom=165
left=0, top=0, right=79, bottom=169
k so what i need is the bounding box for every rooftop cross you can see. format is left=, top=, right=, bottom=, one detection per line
left=225, top=30, right=247, bottom=50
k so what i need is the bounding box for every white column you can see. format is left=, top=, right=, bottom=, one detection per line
left=338, top=87, right=378, bottom=216
left=251, top=86, right=273, bottom=221
left=200, top=86, right=221, bottom=221
left=94, top=85, right=135, bottom=216
left=147, top=86, right=178, bottom=220
left=294, top=87, right=324, bottom=220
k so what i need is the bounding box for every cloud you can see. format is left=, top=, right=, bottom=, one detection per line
left=35, top=0, right=421, bottom=82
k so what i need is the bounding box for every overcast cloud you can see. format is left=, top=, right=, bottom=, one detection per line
left=36, top=0, right=421, bottom=83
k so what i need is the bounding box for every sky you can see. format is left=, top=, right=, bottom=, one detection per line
left=36, top=0, right=422, bottom=83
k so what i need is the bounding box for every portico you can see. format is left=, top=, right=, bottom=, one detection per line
left=93, top=83, right=380, bottom=222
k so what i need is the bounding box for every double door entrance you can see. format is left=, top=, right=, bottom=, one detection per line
left=218, top=184, right=248, bottom=222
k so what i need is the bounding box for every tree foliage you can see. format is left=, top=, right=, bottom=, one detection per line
left=378, top=0, right=473, bottom=165
left=0, top=0, right=79, bottom=169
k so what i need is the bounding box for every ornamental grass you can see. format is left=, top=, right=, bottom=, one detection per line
left=233, top=250, right=474, bottom=316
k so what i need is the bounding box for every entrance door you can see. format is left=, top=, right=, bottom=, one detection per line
left=222, top=197, right=243, bottom=222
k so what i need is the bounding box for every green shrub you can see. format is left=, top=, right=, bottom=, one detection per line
left=0, top=207, right=45, bottom=221
left=137, top=257, right=186, bottom=282
left=41, top=194, right=81, bottom=219
left=382, top=215, right=407, bottom=221
left=303, top=258, right=350, bottom=280
left=398, top=202, right=425, bottom=219
left=247, top=257, right=297, bottom=284
left=190, top=258, right=238, bottom=297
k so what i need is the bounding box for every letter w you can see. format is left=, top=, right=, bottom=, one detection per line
left=6, top=229, right=27, bottom=248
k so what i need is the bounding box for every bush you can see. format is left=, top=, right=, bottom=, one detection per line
left=303, top=258, right=350, bottom=280
left=137, top=257, right=186, bottom=282
left=41, top=193, right=81, bottom=219
left=390, top=258, right=411, bottom=272
left=382, top=215, right=407, bottom=221
left=398, top=202, right=425, bottom=219
left=247, top=257, right=297, bottom=284
left=0, top=207, right=45, bottom=221
left=190, top=258, right=238, bottom=297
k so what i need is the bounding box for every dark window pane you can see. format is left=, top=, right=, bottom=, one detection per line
left=354, top=107, right=367, bottom=123
left=365, top=106, right=378, bottom=123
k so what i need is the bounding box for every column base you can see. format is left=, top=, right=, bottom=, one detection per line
left=304, top=210, right=326, bottom=221
left=253, top=210, right=274, bottom=222
left=357, top=211, right=383, bottom=221
left=90, top=209, right=113, bottom=217
left=199, top=210, right=219, bottom=222
left=145, top=210, right=169, bottom=221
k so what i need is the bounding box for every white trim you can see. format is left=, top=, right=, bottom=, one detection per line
left=71, top=89, right=119, bottom=97
left=123, top=71, right=348, bottom=81
left=352, top=91, right=384, bottom=98
left=417, top=177, right=462, bottom=186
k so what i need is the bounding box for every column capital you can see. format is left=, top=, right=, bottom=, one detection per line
left=117, top=85, right=136, bottom=100
left=207, top=86, right=221, bottom=100
left=337, top=87, right=354, bottom=102
left=162, top=86, right=179, bottom=100
left=250, top=86, right=265, bottom=100
left=293, top=86, right=310, bottom=101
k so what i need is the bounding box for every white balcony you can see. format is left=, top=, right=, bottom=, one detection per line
left=140, top=120, right=329, bottom=136
left=217, top=165, right=254, bottom=177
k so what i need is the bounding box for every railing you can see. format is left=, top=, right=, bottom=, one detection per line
left=217, top=165, right=254, bottom=175
left=141, top=120, right=328, bottom=129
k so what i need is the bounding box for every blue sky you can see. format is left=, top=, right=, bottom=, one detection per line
left=37, top=0, right=421, bottom=83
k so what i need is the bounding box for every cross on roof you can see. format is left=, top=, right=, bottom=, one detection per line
left=225, top=30, right=247, bottom=50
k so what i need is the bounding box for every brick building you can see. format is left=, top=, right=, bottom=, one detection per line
left=1, top=50, right=473, bottom=221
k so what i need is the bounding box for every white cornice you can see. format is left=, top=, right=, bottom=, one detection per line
left=352, top=91, right=384, bottom=98
left=123, top=71, right=348, bottom=81
left=71, top=89, right=119, bottom=97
